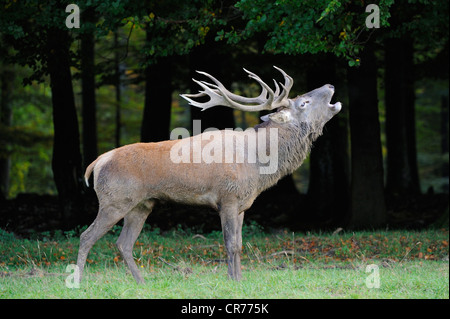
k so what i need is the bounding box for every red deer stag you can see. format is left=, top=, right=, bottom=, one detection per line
left=76, top=66, right=341, bottom=283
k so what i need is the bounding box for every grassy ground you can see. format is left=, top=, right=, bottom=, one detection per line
left=0, top=225, right=448, bottom=299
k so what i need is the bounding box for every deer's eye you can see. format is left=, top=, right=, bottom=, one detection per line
left=298, top=101, right=307, bottom=108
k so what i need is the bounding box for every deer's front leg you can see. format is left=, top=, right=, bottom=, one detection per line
left=220, top=204, right=243, bottom=281
left=234, top=211, right=245, bottom=280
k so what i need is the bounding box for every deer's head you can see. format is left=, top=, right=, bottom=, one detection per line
left=181, top=66, right=341, bottom=128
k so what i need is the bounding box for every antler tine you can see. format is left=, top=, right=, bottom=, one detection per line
left=272, top=66, right=293, bottom=108
left=273, top=79, right=280, bottom=97
left=180, top=79, right=223, bottom=111
left=200, top=69, right=268, bottom=104
left=243, top=68, right=275, bottom=99
left=273, top=65, right=293, bottom=90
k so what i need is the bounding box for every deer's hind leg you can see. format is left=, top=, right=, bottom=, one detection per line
left=77, top=203, right=132, bottom=282
left=116, top=200, right=155, bottom=284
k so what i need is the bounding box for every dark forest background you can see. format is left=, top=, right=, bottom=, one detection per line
left=0, top=0, right=448, bottom=235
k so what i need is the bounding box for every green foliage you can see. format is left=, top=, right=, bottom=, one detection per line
left=0, top=0, right=74, bottom=84
left=0, top=228, right=448, bottom=298
left=0, top=0, right=447, bottom=200
left=0, top=70, right=55, bottom=197
left=242, top=220, right=265, bottom=237
left=0, top=228, right=15, bottom=242
left=136, top=0, right=227, bottom=66
left=0, top=0, right=226, bottom=82
left=221, top=0, right=394, bottom=64
left=384, top=0, right=448, bottom=45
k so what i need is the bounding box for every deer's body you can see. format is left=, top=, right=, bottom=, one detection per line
left=86, top=138, right=259, bottom=213
left=76, top=67, right=341, bottom=284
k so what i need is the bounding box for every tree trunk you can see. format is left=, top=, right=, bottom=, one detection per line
left=188, top=39, right=235, bottom=131
left=306, top=54, right=350, bottom=226
left=385, top=37, right=420, bottom=197
left=81, top=8, right=98, bottom=170
left=347, top=44, right=386, bottom=229
left=441, top=95, right=449, bottom=192
left=0, top=64, right=14, bottom=199
left=47, top=28, right=83, bottom=229
left=141, top=56, right=173, bottom=143
left=114, top=31, right=122, bottom=148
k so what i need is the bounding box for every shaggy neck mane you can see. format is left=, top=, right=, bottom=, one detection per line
left=255, top=119, right=325, bottom=193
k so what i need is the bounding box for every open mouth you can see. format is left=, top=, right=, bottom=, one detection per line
left=329, top=101, right=342, bottom=112
left=326, top=86, right=341, bottom=113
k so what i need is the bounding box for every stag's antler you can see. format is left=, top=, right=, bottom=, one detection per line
left=181, top=66, right=293, bottom=112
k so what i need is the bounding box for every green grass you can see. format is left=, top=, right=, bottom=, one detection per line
left=0, top=225, right=448, bottom=299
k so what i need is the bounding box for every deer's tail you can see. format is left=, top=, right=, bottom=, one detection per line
left=84, top=150, right=116, bottom=187
left=84, top=158, right=99, bottom=187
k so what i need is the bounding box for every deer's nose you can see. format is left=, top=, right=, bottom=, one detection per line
left=327, top=84, right=334, bottom=90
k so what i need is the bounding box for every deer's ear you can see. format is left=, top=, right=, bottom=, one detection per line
left=268, top=110, right=292, bottom=123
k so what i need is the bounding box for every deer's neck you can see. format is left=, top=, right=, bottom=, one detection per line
left=254, top=120, right=322, bottom=193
